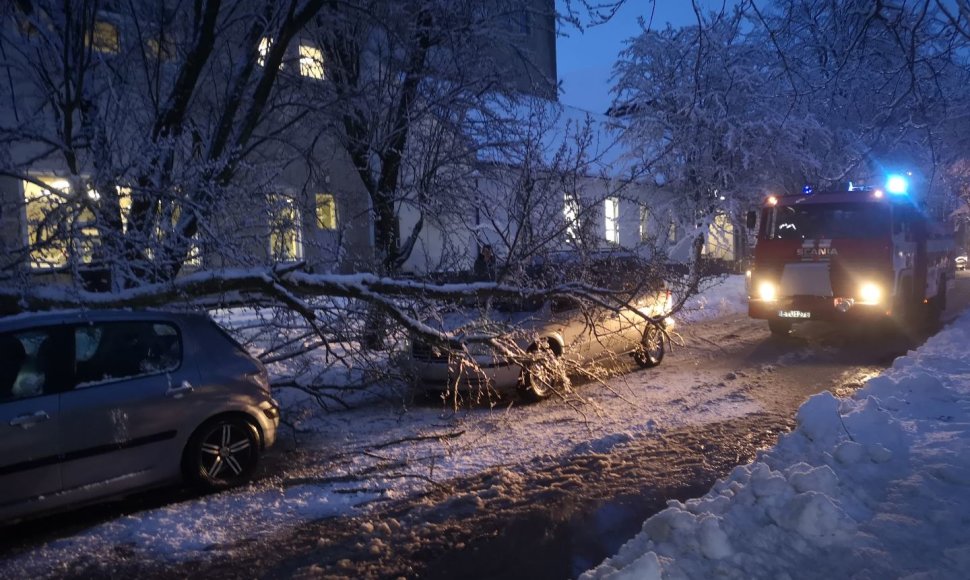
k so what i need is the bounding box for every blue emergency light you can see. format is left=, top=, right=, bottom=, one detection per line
left=886, top=174, right=908, bottom=195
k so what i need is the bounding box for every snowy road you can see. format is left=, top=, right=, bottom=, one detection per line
left=3, top=273, right=969, bottom=579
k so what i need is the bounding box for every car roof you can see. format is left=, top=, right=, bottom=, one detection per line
left=0, top=309, right=207, bottom=333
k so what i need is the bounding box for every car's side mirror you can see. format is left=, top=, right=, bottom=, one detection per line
left=746, top=210, right=758, bottom=230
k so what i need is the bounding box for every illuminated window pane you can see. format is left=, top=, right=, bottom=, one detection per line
left=257, top=37, right=272, bottom=67
left=270, top=197, right=303, bottom=262
left=144, top=202, right=202, bottom=266
left=184, top=236, right=203, bottom=268
left=89, top=21, right=119, bottom=53
left=604, top=197, right=619, bottom=244
left=23, top=177, right=70, bottom=269
left=705, top=213, right=735, bottom=259
left=117, top=186, right=132, bottom=232
left=315, top=193, right=336, bottom=229
left=639, top=206, right=650, bottom=241
left=299, top=44, right=325, bottom=79
left=564, top=193, right=579, bottom=241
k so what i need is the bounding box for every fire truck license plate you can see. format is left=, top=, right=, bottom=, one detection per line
left=778, top=310, right=811, bottom=319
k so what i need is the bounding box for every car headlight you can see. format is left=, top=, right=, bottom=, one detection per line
left=858, top=282, right=882, bottom=304
left=757, top=281, right=777, bottom=302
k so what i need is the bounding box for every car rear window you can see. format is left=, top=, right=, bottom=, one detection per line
left=74, top=321, right=181, bottom=386
left=0, top=328, right=70, bottom=401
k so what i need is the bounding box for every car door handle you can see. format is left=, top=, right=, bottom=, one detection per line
left=10, top=410, right=50, bottom=428
left=166, top=381, right=194, bottom=399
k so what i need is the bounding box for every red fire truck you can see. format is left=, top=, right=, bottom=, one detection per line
left=747, top=177, right=955, bottom=335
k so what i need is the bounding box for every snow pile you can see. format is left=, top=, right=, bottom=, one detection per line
left=678, top=275, right=747, bottom=323
left=583, top=311, right=970, bottom=579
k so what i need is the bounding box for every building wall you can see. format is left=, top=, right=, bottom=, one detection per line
left=493, top=0, right=558, bottom=99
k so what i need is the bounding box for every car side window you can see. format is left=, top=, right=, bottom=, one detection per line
left=550, top=296, right=582, bottom=314
left=0, top=329, right=66, bottom=401
left=74, top=322, right=182, bottom=387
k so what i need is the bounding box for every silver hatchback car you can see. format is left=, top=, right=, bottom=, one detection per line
left=0, top=310, right=279, bottom=523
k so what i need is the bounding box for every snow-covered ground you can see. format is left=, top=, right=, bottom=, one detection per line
left=583, top=307, right=970, bottom=578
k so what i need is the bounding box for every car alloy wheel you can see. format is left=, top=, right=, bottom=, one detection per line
left=634, top=324, right=665, bottom=368
left=519, top=340, right=567, bottom=402
left=185, top=417, right=260, bottom=490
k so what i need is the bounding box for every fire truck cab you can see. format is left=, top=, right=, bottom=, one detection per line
left=747, top=180, right=955, bottom=335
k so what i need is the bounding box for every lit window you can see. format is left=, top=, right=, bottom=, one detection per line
left=270, top=196, right=303, bottom=262
left=564, top=193, right=580, bottom=241
left=116, top=186, right=132, bottom=232
left=299, top=44, right=325, bottom=79
left=639, top=206, right=650, bottom=241
left=257, top=37, right=272, bottom=67
left=24, top=177, right=70, bottom=268
left=604, top=197, right=619, bottom=244
left=184, top=237, right=203, bottom=267
left=89, top=21, right=119, bottom=53
left=705, top=214, right=735, bottom=259
left=23, top=177, right=101, bottom=269
left=164, top=204, right=203, bottom=267
left=315, top=193, right=337, bottom=229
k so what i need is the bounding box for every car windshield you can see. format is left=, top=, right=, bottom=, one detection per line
left=492, top=297, right=545, bottom=313
left=766, top=203, right=890, bottom=240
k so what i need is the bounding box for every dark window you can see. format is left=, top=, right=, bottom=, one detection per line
left=493, top=297, right=544, bottom=313
left=507, top=9, right=530, bottom=34
left=768, top=203, right=890, bottom=240
left=551, top=296, right=582, bottom=313
left=74, top=321, right=181, bottom=386
left=0, top=329, right=68, bottom=401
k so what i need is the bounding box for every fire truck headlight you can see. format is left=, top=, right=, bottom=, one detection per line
left=757, top=281, right=777, bottom=302
left=859, top=282, right=882, bottom=304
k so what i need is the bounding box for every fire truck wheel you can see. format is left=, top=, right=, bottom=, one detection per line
left=768, top=319, right=793, bottom=336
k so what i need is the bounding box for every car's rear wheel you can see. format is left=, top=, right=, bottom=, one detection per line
left=518, top=340, right=567, bottom=402
left=768, top=319, right=793, bottom=336
left=183, top=416, right=261, bottom=491
left=633, top=324, right=665, bottom=368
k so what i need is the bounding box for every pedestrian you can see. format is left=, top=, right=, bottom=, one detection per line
left=474, top=244, right=497, bottom=281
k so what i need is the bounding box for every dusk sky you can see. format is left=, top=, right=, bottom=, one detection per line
left=556, top=1, right=732, bottom=113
